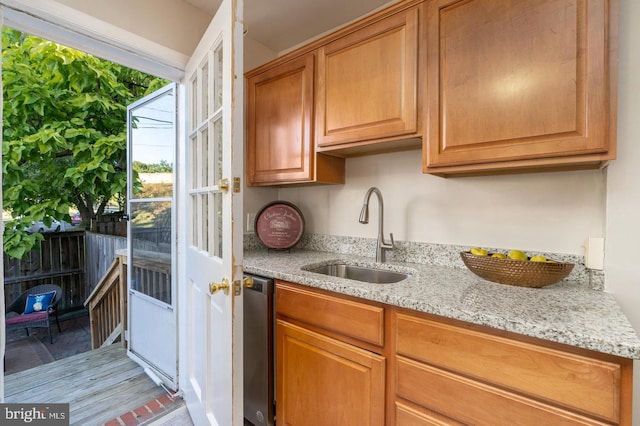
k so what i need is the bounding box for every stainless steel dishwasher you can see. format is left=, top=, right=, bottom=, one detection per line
left=243, top=274, right=275, bottom=426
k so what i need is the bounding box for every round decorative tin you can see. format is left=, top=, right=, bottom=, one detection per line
left=255, top=201, right=305, bottom=250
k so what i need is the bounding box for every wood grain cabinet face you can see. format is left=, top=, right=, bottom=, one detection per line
left=394, top=312, right=632, bottom=426
left=276, top=281, right=385, bottom=346
left=276, top=320, right=385, bottom=426
left=423, top=0, right=616, bottom=175
left=246, top=55, right=345, bottom=186
left=395, top=401, right=465, bottom=426
left=272, top=282, right=632, bottom=425
left=275, top=282, right=386, bottom=425
left=316, top=6, right=419, bottom=149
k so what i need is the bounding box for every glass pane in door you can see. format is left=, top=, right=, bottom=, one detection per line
left=188, top=39, right=225, bottom=261
left=130, top=201, right=172, bottom=304
left=130, top=90, right=175, bottom=199
left=214, top=45, right=223, bottom=112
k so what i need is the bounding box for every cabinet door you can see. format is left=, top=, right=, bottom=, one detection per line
left=424, top=0, right=614, bottom=172
left=247, top=55, right=315, bottom=184
left=316, top=6, right=419, bottom=148
left=276, top=320, right=385, bottom=426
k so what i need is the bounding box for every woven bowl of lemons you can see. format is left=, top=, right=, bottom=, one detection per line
left=460, top=249, right=574, bottom=288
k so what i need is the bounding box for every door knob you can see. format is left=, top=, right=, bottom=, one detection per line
left=210, top=277, right=230, bottom=295
left=218, top=178, right=230, bottom=193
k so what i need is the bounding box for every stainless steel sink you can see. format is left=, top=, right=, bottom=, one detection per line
left=306, top=263, right=410, bottom=284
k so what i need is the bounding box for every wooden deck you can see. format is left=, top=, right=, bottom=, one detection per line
left=4, top=344, right=172, bottom=425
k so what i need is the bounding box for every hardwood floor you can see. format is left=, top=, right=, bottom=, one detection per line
left=4, top=344, right=171, bottom=425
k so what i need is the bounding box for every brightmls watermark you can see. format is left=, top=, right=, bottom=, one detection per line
left=1, top=404, right=69, bottom=425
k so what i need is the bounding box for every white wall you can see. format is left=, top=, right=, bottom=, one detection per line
left=244, top=36, right=277, bottom=72
left=605, top=0, right=640, bottom=422
left=267, top=151, right=606, bottom=255
left=55, top=0, right=212, bottom=57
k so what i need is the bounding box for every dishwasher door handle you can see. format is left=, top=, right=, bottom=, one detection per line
left=244, top=276, right=254, bottom=289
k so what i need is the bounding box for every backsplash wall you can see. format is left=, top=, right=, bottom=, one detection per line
left=267, top=149, right=606, bottom=257
left=244, top=232, right=603, bottom=290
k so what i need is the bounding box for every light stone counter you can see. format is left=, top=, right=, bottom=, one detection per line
left=244, top=249, right=640, bottom=359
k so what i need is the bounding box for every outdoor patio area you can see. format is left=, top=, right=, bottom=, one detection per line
left=4, top=314, right=190, bottom=425
left=5, top=312, right=92, bottom=375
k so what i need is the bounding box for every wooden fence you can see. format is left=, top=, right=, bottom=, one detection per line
left=4, top=230, right=170, bottom=321
left=3, top=231, right=86, bottom=313
left=85, top=232, right=127, bottom=294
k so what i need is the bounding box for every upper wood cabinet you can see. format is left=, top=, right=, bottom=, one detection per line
left=315, top=5, right=421, bottom=151
left=423, top=0, right=617, bottom=176
left=246, top=54, right=345, bottom=186
left=245, top=1, right=425, bottom=186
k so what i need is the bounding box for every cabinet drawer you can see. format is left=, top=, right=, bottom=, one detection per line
left=396, top=401, right=464, bottom=426
left=395, top=313, right=622, bottom=423
left=276, top=281, right=384, bottom=346
left=397, top=357, right=610, bottom=426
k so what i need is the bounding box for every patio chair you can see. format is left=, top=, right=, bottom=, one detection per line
left=5, top=284, right=63, bottom=344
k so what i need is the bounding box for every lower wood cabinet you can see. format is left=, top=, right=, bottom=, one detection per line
left=275, top=281, right=633, bottom=425
left=276, top=320, right=386, bottom=426
left=275, top=281, right=386, bottom=426
left=395, top=401, right=465, bottom=426
left=393, top=310, right=633, bottom=426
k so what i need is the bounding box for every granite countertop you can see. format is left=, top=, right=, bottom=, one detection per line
left=244, top=249, right=640, bottom=359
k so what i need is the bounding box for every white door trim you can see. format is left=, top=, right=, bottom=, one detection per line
left=0, top=0, right=188, bottom=80
left=0, top=2, right=188, bottom=402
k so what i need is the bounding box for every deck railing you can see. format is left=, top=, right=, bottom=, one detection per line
left=84, top=255, right=127, bottom=349
left=84, top=247, right=171, bottom=349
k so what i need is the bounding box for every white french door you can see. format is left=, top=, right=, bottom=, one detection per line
left=126, top=83, right=178, bottom=389
left=177, top=0, right=244, bottom=424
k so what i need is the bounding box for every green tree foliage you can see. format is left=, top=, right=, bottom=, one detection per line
left=2, top=28, right=168, bottom=258
left=133, top=160, right=173, bottom=173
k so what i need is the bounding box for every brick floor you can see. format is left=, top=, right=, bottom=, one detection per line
left=101, top=393, right=186, bottom=426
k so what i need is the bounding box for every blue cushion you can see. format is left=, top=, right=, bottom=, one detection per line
left=24, top=291, right=56, bottom=314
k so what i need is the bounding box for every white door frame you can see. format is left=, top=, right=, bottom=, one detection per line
left=0, top=1, right=188, bottom=81
left=0, top=1, right=231, bottom=404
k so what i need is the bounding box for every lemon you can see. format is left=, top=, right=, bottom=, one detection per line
left=507, top=249, right=527, bottom=261
left=491, top=253, right=507, bottom=259
left=530, top=255, right=547, bottom=262
left=470, top=247, right=488, bottom=256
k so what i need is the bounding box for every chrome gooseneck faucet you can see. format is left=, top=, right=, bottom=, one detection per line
left=359, top=187, right=395, bottom=263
